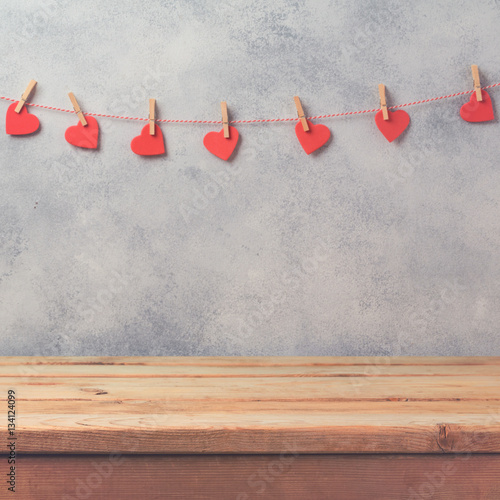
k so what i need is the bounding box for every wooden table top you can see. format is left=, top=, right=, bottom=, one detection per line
left=4, top=356, right=500, bottom=455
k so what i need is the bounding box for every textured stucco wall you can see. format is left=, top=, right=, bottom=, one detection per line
left=1, top=0, right=500, bottom=355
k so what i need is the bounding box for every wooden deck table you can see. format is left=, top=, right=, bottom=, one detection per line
left=2, top=356, right=500, bottom=499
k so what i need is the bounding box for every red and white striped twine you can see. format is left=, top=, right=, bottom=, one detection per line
left=1, top=82, right=499, bottom=125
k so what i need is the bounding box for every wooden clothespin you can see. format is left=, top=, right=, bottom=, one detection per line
left=68, top=93, right=87, bottom=126
left=294, top=96, right=309, bottom=132
left=15, top=80, right=37, bottom=113
left=149, top=99, right=156, bottom=135
left=378, top=84, right=389, bottom=120
left=471, top=65, right=483, bottom=102
left=221, top=101, right=230, bottom=138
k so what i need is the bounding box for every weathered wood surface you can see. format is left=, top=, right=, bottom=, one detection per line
left=11, top=454, right=500, bottom=500
left=2, top=357, right=500, bottom=454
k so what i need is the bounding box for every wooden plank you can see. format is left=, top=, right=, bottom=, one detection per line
left=17, top=399, right=500, bottom=415
left=4, top=363, right=500, bottom=377
left=2, top=357, right=499, bottom=454
left=1, top=356, right=500, bottom=366
left=9, top=415, right=500, bottom=454
left=14, top=411, right=500, bottom=428
left=3, top=375, right=500, bottom=401
left=10, top=454, right=500, bottom=500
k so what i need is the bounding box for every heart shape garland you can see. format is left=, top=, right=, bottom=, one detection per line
left=6, top=102, right=40, bottom=135
left=295, top=120, right=331, bottom=154
left=203, top=126, right=239, bottom=160
left=65, top=116, right=99, bottom=149
left=374, top=109, right=410, bottom=142
left=460, top=90, right=494, bottom=122
left=131, top=124, right=165, bottom=156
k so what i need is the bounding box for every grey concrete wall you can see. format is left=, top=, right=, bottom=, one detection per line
left=1, top=0, right=500, bottom=356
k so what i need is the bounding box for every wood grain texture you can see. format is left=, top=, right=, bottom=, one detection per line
left=5, top=363, right=500, bottom=376
left=2, top=356, right=500, bottom=454
left=10, top=454, right=500, bottom=500
left=3, top=356, right=500, bottom=365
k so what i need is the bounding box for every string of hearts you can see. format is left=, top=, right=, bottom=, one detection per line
left=2, top=69, right=498, bottom=160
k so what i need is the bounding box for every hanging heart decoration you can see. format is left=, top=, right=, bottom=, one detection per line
left=65, top=116, right=99, bottom=149
left=131, top=124, right=165, bottom=156
left=203, top=126, right=239, bottom=160
left=375, top=109, right=410, bottom=142
left=6, top=102, right=40, bottom=135
left=460, top=90, right=494, bottom=123
left=295, top=119, right=331, bottom=154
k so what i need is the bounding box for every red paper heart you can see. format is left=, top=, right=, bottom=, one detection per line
left=131, top=124, right=165, bottom=156
left=295, top=120, right=331, bottom=154
left=203, top=126, right=239, bottom=160
left=375, top=109, right=410, bottom=142
left=460, top=90, right=494, bottom=122
left=6, top=102, right=40, bottom=135
left=65, top=116, right=99, bottom=149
